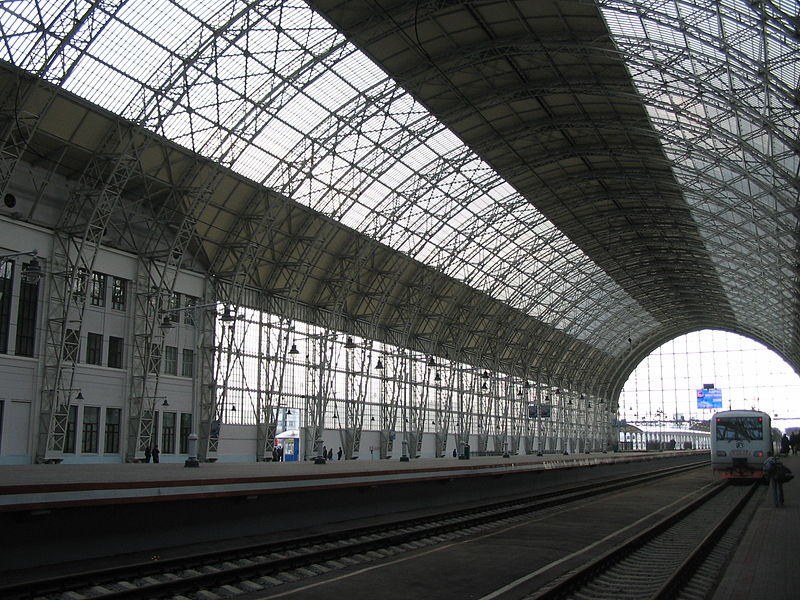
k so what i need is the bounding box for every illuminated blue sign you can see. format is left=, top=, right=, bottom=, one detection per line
left=697, top=388, right=722, bottom=409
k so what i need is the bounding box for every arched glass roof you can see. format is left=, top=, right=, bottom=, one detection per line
left=1, top=0, right=797, bottom=390
left=0, top=0, right=646, bottom=344
left=601, top=0, right=799, bottom=334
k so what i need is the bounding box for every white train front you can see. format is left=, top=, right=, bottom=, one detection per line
left=711, top=410, right=773, bottom=479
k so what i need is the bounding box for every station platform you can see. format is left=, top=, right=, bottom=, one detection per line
left=1, top=451, right=707, bottom=574
left=0, top=450, right=691, bottom=512
left=2, top=450, right=792, bottom=597
left=712, top=452, right=799, bottom=600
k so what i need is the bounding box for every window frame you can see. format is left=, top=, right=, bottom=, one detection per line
left=111, top=277, right=127, bottom=311
left=108, top=335, right=124, bottom=368
left=104, top=407, right=121, bottom=454
left=164, top=345, right=178, bottom=375
left=86, top=332, right=103, bottom=365
left=90, top=272, right=106, bottom=306
left=181, top=348, right=194, bottom=377
left=81, top=406, right=100, bottom=453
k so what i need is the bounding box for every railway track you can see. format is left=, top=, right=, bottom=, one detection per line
left=526, top=479, right=759, bottom=600
left=3, top=461, right=709, bottom=600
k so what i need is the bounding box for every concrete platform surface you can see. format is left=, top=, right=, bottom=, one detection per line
left=0, top=450, right=696, bottom=512
left=713, top=453, right=799, bottom=600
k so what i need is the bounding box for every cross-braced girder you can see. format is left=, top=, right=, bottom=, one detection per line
left=0, top=0, right=797, bottom=454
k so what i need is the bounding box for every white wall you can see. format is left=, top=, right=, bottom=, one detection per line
left=217, top=424, right=258, bottom=462
left=1, top=400, right=32, bottom=462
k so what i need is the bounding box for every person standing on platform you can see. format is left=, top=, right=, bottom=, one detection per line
left=763, top=454, right=791, bottom=507
left=144, top=446, right=151, bottom=463
left=780, top=434, right=790, bottom=456
left=328, top=447, right=333, bottom=460
left=337, top=447, right=343, bottom=460
left=152, top=445, right=160, bottom=463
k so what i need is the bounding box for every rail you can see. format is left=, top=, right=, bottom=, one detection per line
left=1, top=460, right=709, bottom=600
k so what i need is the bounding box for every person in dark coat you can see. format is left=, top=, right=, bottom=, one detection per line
left=780, top=434, right=790, bottom=456
left=337, top=447, right=343, bottom=460
left=764, top=454, right=789, bottom=507
left=144, top=446, right=151, bottom=463
left=152, top=445, right=160, bottom=463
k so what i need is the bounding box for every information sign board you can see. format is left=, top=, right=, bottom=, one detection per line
left=696, top=388, right=722, bottom=409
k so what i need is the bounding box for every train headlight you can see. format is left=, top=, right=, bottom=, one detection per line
left=716, top=450, right=727, bottom=457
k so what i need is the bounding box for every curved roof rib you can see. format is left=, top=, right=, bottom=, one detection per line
left=0, top=0, right=797, bottom=399
left=308, top=0, right=800, bottom=375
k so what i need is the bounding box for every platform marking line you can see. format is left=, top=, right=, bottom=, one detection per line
left=255, top=480, right=717, bottom=599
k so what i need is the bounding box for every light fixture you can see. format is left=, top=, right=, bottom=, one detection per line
left=288, top=342, right=299, bottom=355
left=344, top=336, right=356, bottom=349
left=434, top=371, right=441, bottom=382
left=23, top=257, right=43, bottom=284
left=230, top=404, right=236, bottom=412
left=427, top=356, right=436, bottom=367
left=0, top=250, right=42, bottom=284
left=220, top=305, right=236, bottom=323
left=159, top=316, right=175, bottom=330
left=481, top=382, right=487, bottom=390
left=375, top=357, right=384, bottom=370
left=482, top=370, right=489, bottom=378
left=287, top=409, right=292, bottom=415
left=162, top=398, right=169, bottom=407
left=76, top=391, right=84, bottom=401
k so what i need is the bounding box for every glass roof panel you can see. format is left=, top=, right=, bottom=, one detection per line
left=0, top=0, right=678, bottom=350
left=600, top=0, right=799, bottom=344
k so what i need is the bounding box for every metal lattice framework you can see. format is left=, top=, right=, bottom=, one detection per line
left=0, top=0, right=797, bottom=458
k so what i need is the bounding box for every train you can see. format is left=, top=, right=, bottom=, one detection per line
left=711, top=409, right=773, bottom=479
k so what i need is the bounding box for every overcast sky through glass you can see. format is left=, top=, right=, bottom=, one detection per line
left=620, top=330, right=800, bottom=433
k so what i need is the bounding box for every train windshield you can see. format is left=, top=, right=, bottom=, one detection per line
left=715, top=417, right=764, bottom=441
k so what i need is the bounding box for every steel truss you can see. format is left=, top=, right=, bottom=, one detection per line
left=217, top=310, right=612, bottom=458
left=0, top=0, right=796, bottom=463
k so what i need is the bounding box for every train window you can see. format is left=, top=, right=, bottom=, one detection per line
left=715, top=417, right=764, bottom=441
